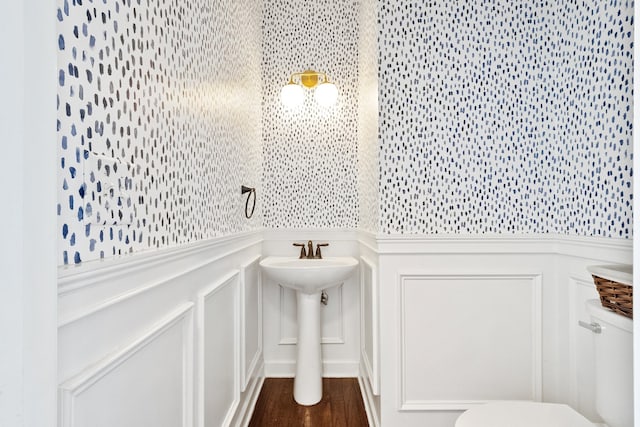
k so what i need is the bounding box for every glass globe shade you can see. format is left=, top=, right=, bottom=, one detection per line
left=314, top=82, right=338, bottom=107
left=280, top=83, right=304, bottom=108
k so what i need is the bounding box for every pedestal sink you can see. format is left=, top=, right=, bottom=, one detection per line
left=259, top=256, right=358, bottom=405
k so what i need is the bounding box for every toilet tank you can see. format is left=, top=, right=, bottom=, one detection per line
left=587, top=299, right=633, bottom=427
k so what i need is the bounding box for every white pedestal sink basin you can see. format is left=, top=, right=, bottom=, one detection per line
left=260, top=256, right=358, bottom=405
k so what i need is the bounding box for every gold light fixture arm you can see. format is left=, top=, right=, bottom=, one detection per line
left=281, top=69, right=337, bottom=107
left=288, top=70, right=328, bottom=88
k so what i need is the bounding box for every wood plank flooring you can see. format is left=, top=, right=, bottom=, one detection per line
left=249, top=378, right=369, bottom=427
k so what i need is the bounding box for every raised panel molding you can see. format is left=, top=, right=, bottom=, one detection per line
left=58, top=231, right=262, bottom=427
left=360, top=255, right=380, bottom=396
left=240, top=255, right=263, bottom=392
left=398, top=273, right=542, bottom=411
left=197, top=271, right=240, bottom=427
left=58, top=303, right=195, bottom=427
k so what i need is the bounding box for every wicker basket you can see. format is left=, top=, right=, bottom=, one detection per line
left=592, top=275, right=633, bottom=319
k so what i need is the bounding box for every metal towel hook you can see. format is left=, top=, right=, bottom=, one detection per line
left=241, top=185, right=256, bottom=219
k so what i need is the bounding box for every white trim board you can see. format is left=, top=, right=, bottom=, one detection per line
left=240, top=255, right=263, bottom=392
left=360, top=255, right=380, bottom=395
left=58, top=230, right=263, bottom=292
left=263, top=361, right=359, bottom=378
left=58, top=231, right=262, bottom=327
left=374, top=233, right=631, bottom=256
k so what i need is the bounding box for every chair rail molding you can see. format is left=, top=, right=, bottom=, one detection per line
left=374, top=233, right=632, bottom=258
left=57, top=230, right=263, bottom=327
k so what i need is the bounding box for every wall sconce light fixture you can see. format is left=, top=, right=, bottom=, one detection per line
left=280, top=70, right=338, bottom=108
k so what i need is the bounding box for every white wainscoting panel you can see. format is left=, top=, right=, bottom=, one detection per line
left=362, top=234, right=631, bottom=426
left=360, top=255, right=379, bottom=396
left=59, top=303, right=194, bottom=427
left=58, top=232, right=264, bottom=427
left=198, top=271, right=240, bottom=427
left=240, top=256, right=263, bottom=392
left=398, top=273, right=542, bottom=411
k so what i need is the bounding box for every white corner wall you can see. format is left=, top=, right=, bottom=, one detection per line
left=634, top=0, right=640, bottom=421
left=0, top=2, right=57, bottom=427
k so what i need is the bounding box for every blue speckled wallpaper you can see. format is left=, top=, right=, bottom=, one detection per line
left=357, top=0, right=380, bottom=234
left=261, top=0, right=360, bottom=229
left=378, top=0, right=633, bottom=237
left=57, top=0, right=263, bottom=265
left=58, top=0, right=633, bottom=265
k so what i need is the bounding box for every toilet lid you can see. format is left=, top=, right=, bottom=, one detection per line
left=455, top=402, right=594, bottom=427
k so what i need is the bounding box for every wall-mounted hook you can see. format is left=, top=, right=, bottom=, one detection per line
left=321, top=290, right=329, bottom=305
left=241, top=185, right=256, bottom=219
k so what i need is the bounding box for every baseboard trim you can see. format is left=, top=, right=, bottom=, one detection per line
left=235, top=366, right=265, bottom=427
left=264, top=361, right=359, bottom=378
left=358, top=365, right=380, bottom=427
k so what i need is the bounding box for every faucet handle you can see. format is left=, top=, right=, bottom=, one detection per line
left=315, top=243, right=329, bottom=259
left=307, top=240, right=314, bottom=259
left=293, top=243, right=307, bottom=259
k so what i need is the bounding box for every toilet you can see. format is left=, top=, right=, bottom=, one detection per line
left=456, top=299, right=633, bottom=427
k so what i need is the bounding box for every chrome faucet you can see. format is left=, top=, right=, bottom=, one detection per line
left=292, top=241, right=329, bottom=259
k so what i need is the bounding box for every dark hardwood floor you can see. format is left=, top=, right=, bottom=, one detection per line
left=249, top=378, right=369, bottom=427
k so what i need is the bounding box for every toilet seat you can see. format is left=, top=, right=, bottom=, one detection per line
left=455, top=401, right=595, bottom=427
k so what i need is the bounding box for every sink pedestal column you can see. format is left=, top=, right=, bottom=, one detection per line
left=293, top=291, right=323, bottom=405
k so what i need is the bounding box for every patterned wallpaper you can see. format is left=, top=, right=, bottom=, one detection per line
left=58, top=0, right=633, bottom=265
left=357, top=0, right=380, bottom=234
left=57, top=0, right=263, bottom=265
left=261, top=0, right=360, bottom=229
left=378, top=0, right=633, bottom=237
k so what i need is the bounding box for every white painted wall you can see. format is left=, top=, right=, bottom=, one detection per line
left=0, top=2, right=57, bottom=427
left=633, top=2, right=639, bottom=424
